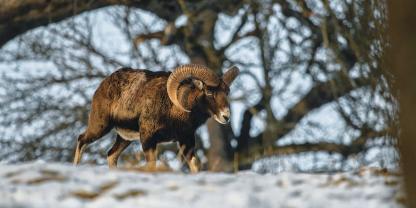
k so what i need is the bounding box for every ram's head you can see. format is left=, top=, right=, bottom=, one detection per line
left=167, top=64, right=239, bottom=124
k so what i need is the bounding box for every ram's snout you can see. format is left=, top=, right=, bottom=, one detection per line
left=214, top=107, right=230, bottom=124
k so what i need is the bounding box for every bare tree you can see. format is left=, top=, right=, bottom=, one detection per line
left=0, top=0, right=396, bottom=172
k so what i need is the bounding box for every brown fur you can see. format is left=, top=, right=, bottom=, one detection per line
left=73, top=66, right=238, bottom=171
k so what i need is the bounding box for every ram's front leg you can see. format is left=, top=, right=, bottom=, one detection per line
left=179, top=138, right=199, bottom=173
left=188, top=154, right=199, bottom=173
left=144, top=148, right=157, bottom=171
left=141, top=140, right=157, bottom=171
left=140, top=127, right=161, bottom=171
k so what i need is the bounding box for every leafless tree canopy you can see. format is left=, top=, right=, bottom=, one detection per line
left=0, top=0, right=397, bottom=172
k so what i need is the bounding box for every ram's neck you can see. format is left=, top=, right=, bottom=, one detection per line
left=169, top=91, right=210, bottom=128
left=191, top=99, right=212, bottom=129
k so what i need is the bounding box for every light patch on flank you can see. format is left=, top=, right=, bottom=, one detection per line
left=115, top=128, right=141, bottom=141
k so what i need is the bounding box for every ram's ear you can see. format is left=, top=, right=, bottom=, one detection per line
left=192, top=79, right=204, bottom=90
left=223, top=66, right=240, bottom=86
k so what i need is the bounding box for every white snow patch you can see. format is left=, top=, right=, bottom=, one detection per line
left=0, top=162, right=405, bottom=208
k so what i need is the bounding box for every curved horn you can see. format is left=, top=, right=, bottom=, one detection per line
left=167, top=64, right=220, bottom=112
left=223, top=66, right=240, bottom=86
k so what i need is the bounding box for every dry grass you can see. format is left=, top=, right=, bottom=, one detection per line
left=121, top=163, right=173, bottom=173
left=114, top=189, right=147, bottom=200
left=11, top=169, right=67, bottom=185
left=70, top=181, right=118, bottom=200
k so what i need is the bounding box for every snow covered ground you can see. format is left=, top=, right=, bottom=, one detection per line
left=0, top=162, right=405, bottom=208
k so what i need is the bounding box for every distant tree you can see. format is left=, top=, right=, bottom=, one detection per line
left=0, top=0, right=396, bottom=171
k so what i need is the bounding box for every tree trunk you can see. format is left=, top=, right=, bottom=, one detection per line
left=388, top=1, right=416, bottom=207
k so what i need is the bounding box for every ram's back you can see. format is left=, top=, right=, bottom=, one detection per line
left=92, top=68, right=171, bottom=121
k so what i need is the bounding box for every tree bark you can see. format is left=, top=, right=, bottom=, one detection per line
left=388, top=1, right=416, bottom=207
left=0, top=0, right=182, bottom=47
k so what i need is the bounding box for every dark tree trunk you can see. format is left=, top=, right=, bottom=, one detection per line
left=389, top=1, right=416, bottom=207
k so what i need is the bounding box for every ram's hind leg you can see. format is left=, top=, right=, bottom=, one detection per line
left=73, top=133, right=87, bottom=165
left=107, top=135, right=131, bottom=168
left=73, top=103, right=112, bottom=165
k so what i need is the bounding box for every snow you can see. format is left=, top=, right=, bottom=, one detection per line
left=0, top=162, right=405, bottom=208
